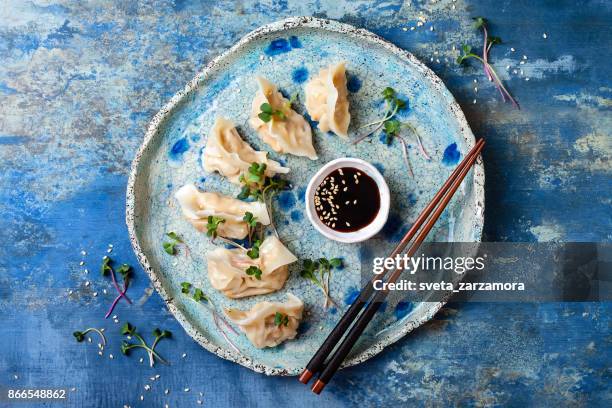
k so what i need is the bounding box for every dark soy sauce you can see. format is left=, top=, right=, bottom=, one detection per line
left=313, top=167, right=380, bottom=233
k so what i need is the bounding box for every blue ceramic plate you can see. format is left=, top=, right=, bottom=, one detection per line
left=127, top=17, right=484, bottom=375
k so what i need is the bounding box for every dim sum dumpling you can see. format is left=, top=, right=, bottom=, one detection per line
left=207, top=235, right=297, bottom=298
left=225, top=293, right=304, bottom=348
left=248, top=77, right=317, bottom=160
left=305, top=62, right=350, bottom=138
left=174, top=184, right=270, bottom=239
left=202, top=117, right=289, bottom=184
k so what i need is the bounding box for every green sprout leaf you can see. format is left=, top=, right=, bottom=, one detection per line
left=329, top=258, right=342, bottom=268
left=101, top=256, right=112, bottom=276
left=166, top=232, right=182, bottom=242
left=206, top=216, right=226, bottom=239
left=193, top=288, right=207, bottom=303
left=120, top=340, right=132, bottom=355
left=73, top=331, right=85, bottom=342
left=121, top=322, right=134, bottom=336
left=247, top=239, right=261, bottom=259
left=163, top=241, right=177, bottom=255
left=180, top=281, right=192, bottom=294
left=473, top=16, right=487, bottom=29
left=245, top=266, right=263, bottom=280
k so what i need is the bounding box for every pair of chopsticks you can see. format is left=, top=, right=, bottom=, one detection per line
left=298, top=138, right=485, bottom=394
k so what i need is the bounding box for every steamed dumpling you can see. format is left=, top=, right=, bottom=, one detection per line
left=225, top=293, right=304, bottom=348
left=175, top=184, right=270, bottom=239
left=248, top=77, right=317, bottom=160
left=305, top=62, right=350, bottom=138
left=207, top=235, right=297, bottom=298
left=202, top=117, right=289, bottom=184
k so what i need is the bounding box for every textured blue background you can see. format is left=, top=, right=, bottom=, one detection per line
left=0, top=1, right=610, bottom=407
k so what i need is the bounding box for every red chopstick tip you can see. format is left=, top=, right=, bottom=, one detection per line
left=312, top=379, right=326, bottom=394
left=298, top=369, right=313, bottom=384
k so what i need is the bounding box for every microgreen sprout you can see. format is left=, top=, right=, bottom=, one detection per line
left=456, top=17, right=519, bottom=109
left=301, top=257, right=342, bottom=308
left=73, top=328, right=106, bottom=346
left=242, top=212, right=260, bottom=245
left=101, top=257, right=132, bottom=319
left=120, top=322, right=169, bottom=367
left=274, top=312, right=289, bottom=327
left=246, top=239, right=261, bottom=259
left=163, top=231, right=188, bottom=256
left=180, top=282, right=240, bottom=353
left=245, top=265, right=263, bottom=280
left=258, top=102, right=286, bottom=123
left=205, top=215, right=247, bottom=251
left=238, top=162, right=289, bottom=238
left=352, top=87, right=429, bottom=177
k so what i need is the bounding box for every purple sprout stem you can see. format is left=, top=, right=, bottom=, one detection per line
left=482, top=26, right=493, bottom=82
left=105, top=279, right=129, bottom=319
left=109, top=267, right=132, bottom=304
left=397, top=136, right=415, bottom=178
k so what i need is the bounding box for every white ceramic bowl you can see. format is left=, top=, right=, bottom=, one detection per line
left=305, top=158, right=390, bottom=243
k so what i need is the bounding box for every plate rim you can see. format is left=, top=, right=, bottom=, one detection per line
left=126, top=16, right=485, bottom=376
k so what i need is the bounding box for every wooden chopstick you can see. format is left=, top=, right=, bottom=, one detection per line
left=298, top=138, right=485, bottom=386
left=301, top=139, right=485, bottom=393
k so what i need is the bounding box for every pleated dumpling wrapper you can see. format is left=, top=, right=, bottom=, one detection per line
left=202, top=117, right=289, bottom=184
left=248, top=77, right=317, bottom=160
left=174, top=184, right=270, bottom=240
left=305, top=62, right=351, bottom=139
left=225, top=293, right=304, bottom=348
left=207, top=235, right=297, bottom=298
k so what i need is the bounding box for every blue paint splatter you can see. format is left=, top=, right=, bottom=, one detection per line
left=297, top=186, right=306, bottom=203
left=297, top=321, right=311, bottom=335
left=265, top=38, right=291, bottom=56
left=265, top=36, right=301, bottom=56
left=0, top=83, right=17, bottom=95
left=395, top=301, right=413, bottom=319
left=169, top=137, right=189, bottom=160
left=277, top=191, right=296, bottom=210
left=329, top=307, right=337, bottom=315
left=290, top=210, right=303, bottom=222
left=442, top=143, right=461, bottom=165
left=381, top=213, right=408, bottom=241
left=0, top=135, right=28, bottom=145
left=289, top=36, right=302, bottom=48
left=407, top=193, right=417, bottom=206
left=190, top=134, right=200, bottom=142
left=373, top=162, right=385, bottom=175
left=347, top=74, right=362, bottom=92
left=292, top=67, right=308, bottom=84
left=358, top=245, right=372, bottom=262
left=344, top=288, right=360, bottom=305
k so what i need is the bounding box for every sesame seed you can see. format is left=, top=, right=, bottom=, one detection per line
left=84, top=281, right=90, bottom=287
left=355, top=179, right=359, bottom=184
left=343, top=187, right=348, bottom=192
left=108, top=244, right=113, bottom=248
left=92, top=292, right=98, bottom=297
left=88, top=337, right=92, bottom=343
left=510, top=47, right=515, bottom=52
left=184, top=388, right=190, bottom=392
left=543, top=33, right=547, bottom=39
left=79, top=261, right=84, bottom=266
left=353, top=200, right=357, bottom=204
left=473, top=99, right=477, bottom=104
left=523, top=55, right=528, bottom=60
left=144, top=385, right=151, bottom=391
left=81, top=251, right=87, bottom=256
left=140, top=395, right=144, bottom=401
left=84, top=269, right=88, bottom=274
left=346, top=222, right=351, bottom=227
left=107, top=248, right=112, bottom=253
left=182, top=353, right=187, bottom=358
left=165, top=389, right=169, bottom=395
left=525, top=77, right=530, bottom=81
left=109, top=354, right=114, bottom=359
left=332, top=223, right=335, bottom=228
left=98, top=351, right=103, bottom=356
left=345, top=201, right=349, bottom=205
